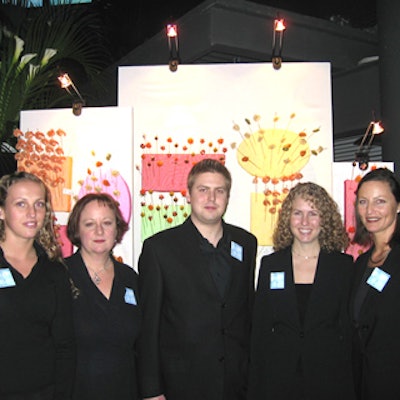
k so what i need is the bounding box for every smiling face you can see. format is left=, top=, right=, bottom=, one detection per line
left=0, top=180, right=46, bottom=242
left=186, top=171, right=229, bottom=229
left=356, top=180, right=400, bottom=241
left=78, top=200, right=118, bottom=256
left=289, top=195, right=321, bottom=246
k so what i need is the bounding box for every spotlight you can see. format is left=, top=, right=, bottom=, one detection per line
left=57, top=73, right=85, bottom=116
left=272, top=17, right=286, bottom=70
left=353, top=119, right=384, bottom=170
left=166, top=24, right=180, bottom=72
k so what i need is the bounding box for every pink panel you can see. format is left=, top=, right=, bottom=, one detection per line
left=141, top=153, right=225, bottom=191
left=58, top=225, right=73, bottom=258
left=78, top=168, right=132, bottom=223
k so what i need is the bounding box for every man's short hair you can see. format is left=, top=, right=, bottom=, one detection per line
left=187, top=158, right=232, bottom=194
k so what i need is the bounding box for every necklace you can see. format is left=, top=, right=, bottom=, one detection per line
left=292, top=249, right=319, bottom=260
left=86, top=260, right=111, bottom=285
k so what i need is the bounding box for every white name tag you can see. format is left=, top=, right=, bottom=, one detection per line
left=124, top=287, right=137, bottom=305
left=0, top=268, right=16, bottom=288
left=270, top=272, right=285, bottom=290
left=231, top=241, right=243, bottom=262
left=367, top=267, right=390, bottom=292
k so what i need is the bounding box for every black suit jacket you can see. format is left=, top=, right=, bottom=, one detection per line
left=351, top=244, right=400, bottom=399
left=137, top=218, right=257, bottom=400
left=248, top=247, right=356, bottom=400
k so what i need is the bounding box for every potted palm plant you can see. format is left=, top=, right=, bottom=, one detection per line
left=0, top=1, right=110, bottom=175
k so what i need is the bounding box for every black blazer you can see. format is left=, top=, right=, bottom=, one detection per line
left=137, top=218, right=257, bottom=400
left=351, top=244, right=400, bottom=399
left=248, top=247, right=356, bottom=400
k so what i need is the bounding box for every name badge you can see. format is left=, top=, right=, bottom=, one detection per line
left=367, top=267, right=391, bottom=292
left=0, top=268, right=16, bottom=288
left=231, top=241, right=243, bottom=262
left=270, top=272, right=285, bottom=290
left=124, top=288, right=137, bottom=306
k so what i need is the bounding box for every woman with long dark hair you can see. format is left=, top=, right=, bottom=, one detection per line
left=352, top=168, right=400, bottom=399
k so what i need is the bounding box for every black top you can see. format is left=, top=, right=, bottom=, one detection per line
left=65, top=252, right=141, bottom=400
left=0, top=243, right=75, bottom=399
left=295, top=283, right=312, bottom=327
left=198, top=230, right=232, bottom=297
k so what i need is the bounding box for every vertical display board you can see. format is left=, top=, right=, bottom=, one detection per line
left=118, top=63, right=333, bottom=267
left=20, top=107, right=134, bottom=265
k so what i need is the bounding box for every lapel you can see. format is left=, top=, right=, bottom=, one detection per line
left=265, top=248, right=300, bottom=330
left=175, top=219, right=224, bottom=299
left=356, top=244, right=400, bottom=322
left=267, top=249, right=343, bottom=332
left=224, top=225, right=251, bottom=300
left=303, top=250, right=339, bottom=331
left=176, top=219, right=250, bottom=301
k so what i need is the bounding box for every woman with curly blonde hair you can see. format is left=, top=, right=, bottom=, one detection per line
left=273, top=182, right=349, bottom=252
left=0, top=171, right=75, bottom=399
left=248, top=182, right=356, bottom=400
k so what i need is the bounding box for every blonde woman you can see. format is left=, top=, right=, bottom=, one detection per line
left=248, top=182, right=356, bottom=400
left=0, top=171, right=75, bottom=399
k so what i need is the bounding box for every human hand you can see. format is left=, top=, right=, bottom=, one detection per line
left=143, top=396, right=166, bottom=400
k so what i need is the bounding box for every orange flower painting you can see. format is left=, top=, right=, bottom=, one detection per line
left=138, top=135, right=228, bottom=240
left=14, top=128, right=72, bottom=211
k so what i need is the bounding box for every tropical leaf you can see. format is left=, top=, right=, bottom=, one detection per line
left=0, top=1, right=110, bottom=146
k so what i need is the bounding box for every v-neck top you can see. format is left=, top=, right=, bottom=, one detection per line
left=65, top=251, right=140, bottom=400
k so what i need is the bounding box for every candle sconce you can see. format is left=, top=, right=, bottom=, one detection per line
left=57, top=73, right=85, bottom=116
left=353, top=120, right=384, bottom=170
left=166, top=24, right=180, bottom=72
left=272, top=17, right=286, bottom=70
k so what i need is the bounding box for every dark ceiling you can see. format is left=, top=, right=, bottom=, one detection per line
left=104, top=0, right=376, bottom=63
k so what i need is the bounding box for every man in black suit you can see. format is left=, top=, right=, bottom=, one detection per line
left=137, top=158, right=257, bottom=400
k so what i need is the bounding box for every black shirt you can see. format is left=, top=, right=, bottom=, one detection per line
left=66, top=252, right=141, bottom=400
left=0, top=243, right=75, bottom=398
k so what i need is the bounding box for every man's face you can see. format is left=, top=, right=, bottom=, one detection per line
left=186, top=172, right=229, bottom=227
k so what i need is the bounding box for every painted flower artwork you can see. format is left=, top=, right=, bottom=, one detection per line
left=232, top=113, right=325, bottom=245
left=138, top=135, right=227, bottom=240
left=77, top=151, right=132, bottom=224
left=14, top=128, right=72, bottom=212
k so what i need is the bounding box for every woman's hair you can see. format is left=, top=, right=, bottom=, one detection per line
left=0, top=171, right=61, bottom=260
left=353, top=168, right=400, bottom=247
left=67, top=193, right=129, bottom=248
left=273, top=182, right=349, bottom=252
left=187, top=158, right=232, bottom=195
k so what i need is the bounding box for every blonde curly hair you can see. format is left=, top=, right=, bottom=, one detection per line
left=273, top=182, right=349, bottom=252
left=0, top=171, right=61, bottom=261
